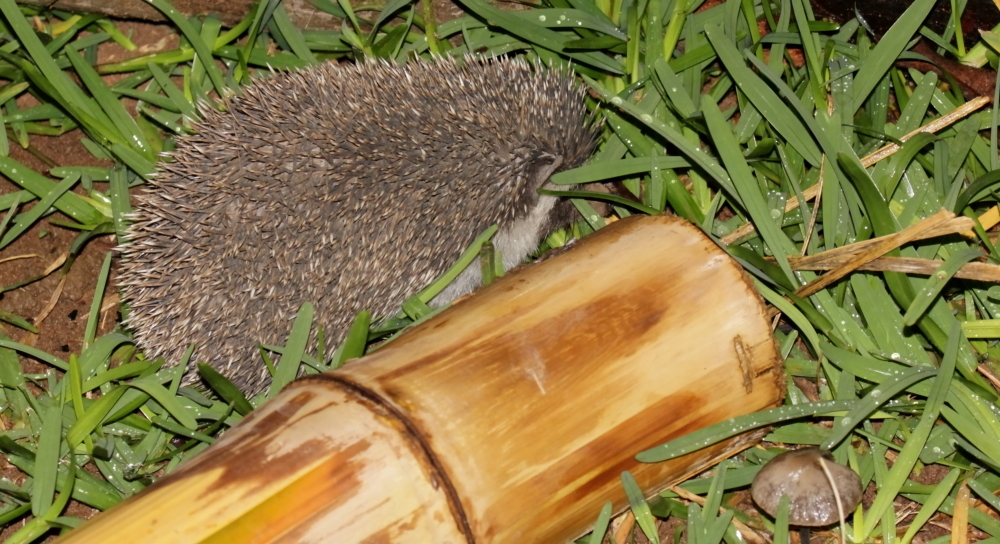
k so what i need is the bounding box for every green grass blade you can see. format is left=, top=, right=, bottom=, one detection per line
left=903, top=248, right=982, bottom=326
left=77, top=333, right=133, bottom=383
left=269, top=302, right=314, bottom=396
left=272, top=4, right=319, bottom=64
left=511, top=9, right=626, bottom=39
left=773, top=495, right=790, bottom=544
left=861, top=321, right=960, bottom=539
left=197, top=364, right=255, bottom=416
left=331, top=310, right=371, bottom=369
left=3, top=518, right=51, bottom=544
left=0, top=156, right=103, bottom=225
left=636, top=400, right=856, bottom=462
left=621, top=471, right=660, bottom=544
left=415, top=225, right=498, bottom=303
left=587, top=501, right=613, bottom=544
left=0, top=173, right=80, bottom=248
left=954, top=169, right=1000, bottom=212
left=64, top=48, right=151, bottom=159
left=701, top=94, right=796, bottom=283
left=821, top=365, right=937, bottom=451
left=0, top=339, right=68, bottom=371
left=455, top=0, right=624, bottom=74
left=899, top=468, right=956, bottom=544
left=551, top=156, right=690, bottom=185
left=65, top=387, right=127, bottom=448
left=146, top=62, right=198, bottom=119
left=705, top=24, right=822, bottom=165
left=0, top=1, right=107, bottom=116
left=30, top=401, right=62, bottom=517
left=851, top=0, right=935, bottom=113
left=144, top=0, right=228, bottom=96
left=126, top=378, right=198, bottom=429
left=968, top=477, right=1000, bottom=517
left=584, top=77, right=740, bottom=204
left=540, top=189, right=661, bottom=215
left=789, top=0, right=825, bottom=109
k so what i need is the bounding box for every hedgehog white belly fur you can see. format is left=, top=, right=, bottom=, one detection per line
left=117, top=57, right=598, bottom=395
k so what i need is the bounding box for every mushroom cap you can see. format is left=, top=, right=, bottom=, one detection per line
left=750, top=448, right=863, bottom=526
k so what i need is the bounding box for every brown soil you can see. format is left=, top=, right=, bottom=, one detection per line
left=0, top=19, right=181, bottom=541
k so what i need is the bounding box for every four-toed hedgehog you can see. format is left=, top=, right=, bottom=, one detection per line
left=117, top=57, right=598, bottom=395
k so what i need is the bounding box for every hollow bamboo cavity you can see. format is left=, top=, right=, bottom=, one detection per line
left=63, top=214, right=784, bottom=543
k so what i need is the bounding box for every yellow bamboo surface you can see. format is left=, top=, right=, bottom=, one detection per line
left=62, top=215, right=783, bottom=543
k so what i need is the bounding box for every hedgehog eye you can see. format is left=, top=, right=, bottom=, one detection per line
left=527, top=152, right=564, bottom=189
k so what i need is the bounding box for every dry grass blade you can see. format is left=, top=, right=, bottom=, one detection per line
left=721, top=97, right=990, bottom=245
left=977, top=364, right=1000, bottom=392
left=952, top=481, right=970, bottom=544
left=801, top=156, right=825, bottom=255
left=791, top=218, right=976, bottom=270
left=817, top=456, right=847, bottom=544
left=30, top=251, right=70, bottom=326
left=0, top=253, right=38, bottom=265
left=786, top=255, right=999, bottom=282
left=778, top=215, right=974, bottom=267
left=41, top=251, right=67, bottom=276
left=779, top=214, right=989, bottom=281
left=34, top=273, right=67, bottom=326
left=793, top=209, right=956, bottom=297
left=974, top=206, right=1000, bottom=232
left=862, top=96, right=990, bottom=165
left=611, top=511, right=636, bottom=544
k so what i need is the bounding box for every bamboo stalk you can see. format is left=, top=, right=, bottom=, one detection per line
left=63, top=215, right=784, bottom=543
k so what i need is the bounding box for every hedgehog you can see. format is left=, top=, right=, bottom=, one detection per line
left=117, top=57, right=598, bottom=395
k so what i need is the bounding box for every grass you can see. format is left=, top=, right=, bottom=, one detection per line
left=0, top=0, right=995, bottom=542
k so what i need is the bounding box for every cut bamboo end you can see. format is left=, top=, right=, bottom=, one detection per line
left=63, top=215, right=784, bottom=543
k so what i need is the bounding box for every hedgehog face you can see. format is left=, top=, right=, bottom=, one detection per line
left=119, top=57, right=598, bottom=394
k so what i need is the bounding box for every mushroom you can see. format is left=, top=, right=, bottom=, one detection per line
left=751, top=447, right=863, bottom=529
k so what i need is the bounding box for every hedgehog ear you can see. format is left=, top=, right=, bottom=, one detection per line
left=528, top=152, right=564, bottom=189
